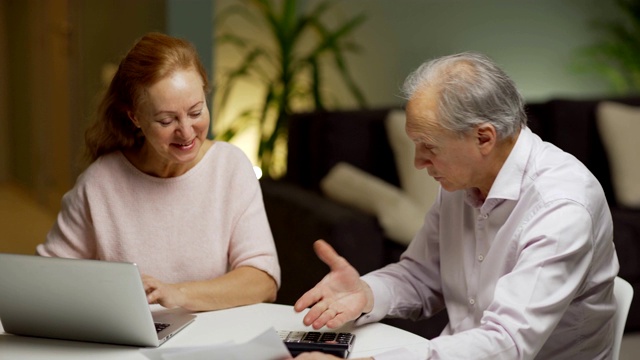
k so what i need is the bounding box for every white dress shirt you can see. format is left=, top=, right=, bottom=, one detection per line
left=356, top=127, right=619, bottom=360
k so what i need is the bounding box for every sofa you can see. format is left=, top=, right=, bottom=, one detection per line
left=261, top=97, right=640, bottom=338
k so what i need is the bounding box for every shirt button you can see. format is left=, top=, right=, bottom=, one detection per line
left=478, top=254, right=484, bottom=262
left=469, top=298, right=476, bottom=305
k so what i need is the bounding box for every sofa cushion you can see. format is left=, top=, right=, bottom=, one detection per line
left=596, top=101, right=640, bottom=208
left=385, top=110, right=441, bottom=210
left=320, top=162, right=424, bottom=246
left=260, top=179, right=385, bottom=305
left=286, top=109, right=400, bottom=191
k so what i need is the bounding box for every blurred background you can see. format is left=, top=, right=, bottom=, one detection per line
left=3, top=1, right=640, bottom=357
left=0, top=0, right=626, bottom=251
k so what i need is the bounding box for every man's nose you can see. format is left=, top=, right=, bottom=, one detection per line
left=414, top=147, right=432, bottom=169
left=414, top=157, right=431, bottom=170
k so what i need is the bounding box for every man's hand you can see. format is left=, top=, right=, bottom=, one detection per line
left=141, top=274, right=186, bottom=309
left=294, top=240, right=374, bottom=329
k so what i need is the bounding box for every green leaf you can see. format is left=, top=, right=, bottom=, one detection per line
left=215, top=46, right=269, bottom=116
left=214, top=0, right=368, bottom=178
left=572, top=0, right=640, bottom=94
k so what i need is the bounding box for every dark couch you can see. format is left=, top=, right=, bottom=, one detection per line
left=261, top=98, right=640, bottom=338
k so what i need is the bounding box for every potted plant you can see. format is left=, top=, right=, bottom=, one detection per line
left=213, top=0, right=368, bottom=178
left=574, top=0, right=640, bottom=94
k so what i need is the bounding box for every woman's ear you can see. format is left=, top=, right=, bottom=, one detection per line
left=476, top=123, right=497, bottom=155
left=128, top=111, right=140, bottom=128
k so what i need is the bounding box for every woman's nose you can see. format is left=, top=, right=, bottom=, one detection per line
left=176, top=119, right=194, bottom=138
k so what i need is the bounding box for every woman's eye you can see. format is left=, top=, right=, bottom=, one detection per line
left=189, top=111, right=202, bottom=118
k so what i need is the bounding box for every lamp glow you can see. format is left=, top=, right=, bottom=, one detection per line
left=253, top=166, right=263, bottom=179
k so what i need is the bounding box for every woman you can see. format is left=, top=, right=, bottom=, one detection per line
left=37, top=32, right=280, bottom=312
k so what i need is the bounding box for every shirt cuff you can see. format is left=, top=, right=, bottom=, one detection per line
left=354, top=275, right=392, bottom=326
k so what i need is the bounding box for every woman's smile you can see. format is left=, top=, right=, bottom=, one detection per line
left=172, top=138, right=196, bottom=150
left=127, top=68, right=210, bottom=178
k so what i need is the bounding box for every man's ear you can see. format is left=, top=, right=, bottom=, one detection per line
left=476, top=123, right=497, bottom=155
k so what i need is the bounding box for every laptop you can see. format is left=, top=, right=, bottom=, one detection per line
left=0, top=253, right=196, bottom=347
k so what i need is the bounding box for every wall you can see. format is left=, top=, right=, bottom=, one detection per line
left=74, top=0, right=168, bottom=175
left=0, top=0, right=213, bottom=254
left=1, top=0, right=73, bottom=210
left=339, top=0, right=620, bottom=106
left=3, top=1, right=33, bottom=188
left=0, top=0, right=212, bottom=194
left=0, top=0, right=625, bottom=193
left=166, top=0, right=214, bottom=87
left=214, top=0, right=622, bottom=164
left=166, top=0, right=215, bottom=137
left=0, top=0, right=8, bottom=182
left=0, top=0, right=167, bottom=213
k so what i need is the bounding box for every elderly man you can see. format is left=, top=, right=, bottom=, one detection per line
left=292, top=52, right=619, bottom=360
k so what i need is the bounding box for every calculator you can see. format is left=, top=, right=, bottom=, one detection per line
left=278, top=330, right=356, bottom=358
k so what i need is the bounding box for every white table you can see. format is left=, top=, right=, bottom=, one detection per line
left=0, top=303, right=428, bottom=359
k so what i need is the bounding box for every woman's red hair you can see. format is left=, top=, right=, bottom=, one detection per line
left=84, top=32, right=210, bottom=163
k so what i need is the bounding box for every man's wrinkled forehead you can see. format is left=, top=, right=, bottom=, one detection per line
left=405, top=88, right=441, bottom=133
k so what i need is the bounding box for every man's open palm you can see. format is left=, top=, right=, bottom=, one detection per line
left=294, top=240, right=373, bottom=329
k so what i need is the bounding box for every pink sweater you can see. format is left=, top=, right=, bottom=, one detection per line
left=37, top=142, right=280, bottom=286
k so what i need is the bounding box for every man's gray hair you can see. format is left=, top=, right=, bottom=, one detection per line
left=401, top=52, right=527, bottom=139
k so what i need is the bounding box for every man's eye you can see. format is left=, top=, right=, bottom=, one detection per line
left=424, top=144, right=438, bottom=154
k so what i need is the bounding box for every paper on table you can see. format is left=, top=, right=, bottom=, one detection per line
left=139, top=344, right=232, bottom=360
left=140, top=327, right=291, bottom=360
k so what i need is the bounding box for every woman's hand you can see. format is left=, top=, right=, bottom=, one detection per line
left=141, top=274, right=186, bottom=309
left=142, top=267, right=277, bottom=311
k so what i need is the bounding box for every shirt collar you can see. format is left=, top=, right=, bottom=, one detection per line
left=465, top=126, right=533, bottom=206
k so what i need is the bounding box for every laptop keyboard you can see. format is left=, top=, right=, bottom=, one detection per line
left=155, top=322, right=170, bottom=333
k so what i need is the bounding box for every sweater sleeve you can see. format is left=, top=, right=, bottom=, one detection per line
left=37, top=174, right=97, bottom=258
left=223, top=147, right=281, bottom=288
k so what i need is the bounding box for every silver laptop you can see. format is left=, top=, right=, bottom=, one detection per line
left=0, top=253, right=195, bottom=347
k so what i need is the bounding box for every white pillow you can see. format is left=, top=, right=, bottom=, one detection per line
left=320, top=162, right=424, bottom=246
left=596, top=101, right=640, bottom=208
left=384, top=109, right=440, bottom=210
